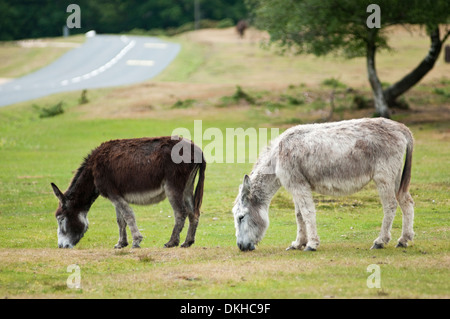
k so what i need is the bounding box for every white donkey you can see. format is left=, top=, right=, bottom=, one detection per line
left=233, top=118, right=414, bottom=251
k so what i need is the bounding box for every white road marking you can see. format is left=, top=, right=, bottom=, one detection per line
left=126, top=60, right=155, bottom=67
left=60, top=40, right=136, bottom=86
left=144, top=43, right=167, bottom=49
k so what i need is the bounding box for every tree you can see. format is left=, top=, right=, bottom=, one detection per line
left=247, top=0, right=450, bottom=117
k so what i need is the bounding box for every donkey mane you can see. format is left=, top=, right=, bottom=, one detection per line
left=64, top=154, right=99, bottom=211
left=67, top=155, right=89, bottom=193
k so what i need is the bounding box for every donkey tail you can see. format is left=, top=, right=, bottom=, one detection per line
left=194, top=156, right=206, bottom=216
left=397, top=129, right=414, bottom=197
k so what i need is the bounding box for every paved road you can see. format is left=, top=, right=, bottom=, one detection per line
left=0, top=35, right=180, bottom=107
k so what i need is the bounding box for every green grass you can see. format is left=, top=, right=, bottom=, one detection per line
left=154, top=35, right=206, bottom=83
left=0, top=101, right=449, bottom=298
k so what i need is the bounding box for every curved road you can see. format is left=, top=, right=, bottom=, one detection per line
left=0, top=35, right=180, bottom=107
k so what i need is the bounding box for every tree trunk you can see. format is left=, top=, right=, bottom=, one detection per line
left=384, top=28, right=447, bottom=107
left=366, top=36, right=390, bottom=118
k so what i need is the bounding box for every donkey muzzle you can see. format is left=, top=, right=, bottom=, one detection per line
left=238, top=242, right=255, bottom=251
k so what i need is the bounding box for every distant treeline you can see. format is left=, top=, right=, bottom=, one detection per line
left=0, top=0, right=248, bottom=40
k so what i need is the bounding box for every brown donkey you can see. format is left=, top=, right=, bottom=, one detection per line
left=51, top=136, right=206, bottom=249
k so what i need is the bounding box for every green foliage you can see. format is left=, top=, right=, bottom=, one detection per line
left=0, top=0, right=249, bottom=40
left=171, top=99, right=196, bottom=109
left=247, top=0, right=450, bottom=58
left=232, top=85, right=255, bottom=104
left=33, top=102, right=64, bottom=118
left=220, top=86, right=256, bottom=106
left=128, top=18, right=237, bottom=37
left=216, top=18, right=235, bottom=28
left=79, top=90, right=89, bottom=105
left=433, top=88, right=450, bottom=99
left=280, top=94, right=304, bottom=106
left=352, top=94, right=372, bottom=110
left=321, top=78, right=347, bottom=89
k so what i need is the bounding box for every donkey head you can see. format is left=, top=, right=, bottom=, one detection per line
left=232, top=175, right=269, bottom=251
left=51, top=183, right=89, bottom=248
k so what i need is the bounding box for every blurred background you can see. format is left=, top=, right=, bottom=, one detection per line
left=0, top=0, right=248, bottom=40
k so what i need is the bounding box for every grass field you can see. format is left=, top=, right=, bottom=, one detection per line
left=0, top=27, right=449, bottom=299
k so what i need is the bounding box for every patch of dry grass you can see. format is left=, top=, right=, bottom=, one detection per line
left=1, top=243, right=449, bottom=299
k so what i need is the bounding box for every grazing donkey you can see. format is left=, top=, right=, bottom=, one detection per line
left=236, top=20, right=248, bottom=38
left=51, top=136, right=206, bottom=249
left=233, top=118, right=414, bottom=251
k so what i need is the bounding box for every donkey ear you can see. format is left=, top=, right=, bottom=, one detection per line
left=241, top=175, right=251, bottom=198
left=51, top=183, right=66, bottom=204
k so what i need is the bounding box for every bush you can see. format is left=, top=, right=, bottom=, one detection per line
left=434, top=88, right=450, bottom=98
left=352, top=94, right=372, bottom=109
left=321, top=78, right=346, bottom=89
left=166, top=19, right=223, bottom=36
left=281, top=94, right=304, bottom=106
left=33, top=102, right=64, bottom=118
left=79, top=90, right=89, bottom=104
left=217, top=18, right=235, bottom=29
left=171, top=99, right=196, bottom=109
left=126, top=28, right=167, bottom=37
left=218, top=86, right=256, bottom=107
left=232, top=85, right=255, bottom=104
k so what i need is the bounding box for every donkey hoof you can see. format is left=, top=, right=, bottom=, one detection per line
left=164, top=242, right=178, bottom=248
left=286, top=244, right=303, bottom=251
left=396, top=242, right=408, bottom=248
left=181, top=241, right=194, bottom=248
left=114, top=242, right=128, bottom=249
left=371, top=243, right=384, bottom=250
left=304, top=246, right=316, bottom=252
left=132, top=243, right=141, bottom=249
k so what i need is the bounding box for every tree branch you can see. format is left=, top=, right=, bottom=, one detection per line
left=383, top=27, right=444, bottom=106
left=442, top=29, right=450, bottom=43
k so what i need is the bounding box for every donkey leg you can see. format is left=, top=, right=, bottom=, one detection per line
left=181, top=195, right=198, bottom=248
left=396, top=191, right=415, bottom=248
left=114, top=207, right=128, bottom=249
left=181, top=210, right=198, bottom=248
left=286, top=201, right=308, bottom=250
left=291, top=190, right=319, bottom=251
left=164, top=185, right=187, bottom=248
left=165, top=210, right=187, bottom=248
left=372, top=181, right=398, bottom=249
left=112, top=198, right=143, bottom=248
